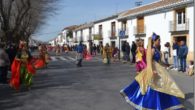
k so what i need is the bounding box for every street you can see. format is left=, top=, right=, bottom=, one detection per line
left=0, top=52, right=194, bottom=110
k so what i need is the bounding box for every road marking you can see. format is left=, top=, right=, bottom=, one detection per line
left=67, top=56, right=76, bottom=61
left=50, top=56, right=57, bottom=61
left=58, top=56, right=68, bottom=61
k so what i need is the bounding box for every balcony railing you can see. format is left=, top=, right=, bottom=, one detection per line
left=108, top=30, right=117, bottom=39
left=93, top=33, right=103, bottom=40
left=134, top=26, right=146, bottom=37
left=169, top=19, right=189, bottom=32
left=118, top=28, right=129, bottom=39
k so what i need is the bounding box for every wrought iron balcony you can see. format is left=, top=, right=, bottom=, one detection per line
left=134, top=25, right=146, bottom=37
left=108, top=30, right=117, bottom=39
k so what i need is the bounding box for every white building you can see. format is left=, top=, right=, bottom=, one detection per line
left=117, top=0, right=194, bottom=60
left=93, top=14, right=120, bottom=47
left=73, top=23, right=94, bottom=51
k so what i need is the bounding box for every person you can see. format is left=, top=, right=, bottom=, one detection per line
left=6, top=44, right=17, bottom=70
left=164, top=42, right=170, bottom=66
left=135, top=40, right=146, bottom=73
left=172, top=39, right=179, bottom=70
left=131, top=41, right=137, bottom=63
left=120, top=34, right=185, bottom=109
left=83, top=45, right=87, bottom=59
left=0, top=44, right=10, bottom=84
left=122, top=41, right=127, bottom=62
left=178, top=40, right=188, bottom=72
left=76, top=42, right=84, bottom=67
left=10, top=41, right=36, bottom=90
left=102, top=43, right=112, bottom=64
left=126, top=42, right=131, bottom=61
left=112, top=47, right=119, bottom=62
left=93, top=44, right=97, bottom=56
left=186, top=61, right=194, bottom=76
left=56, top=45, right=61, bottom=56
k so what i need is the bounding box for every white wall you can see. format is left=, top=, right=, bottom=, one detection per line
left=144, top=11, right=173, bottom=51
left=187, top=6, right=194, bottom=52
left=94, top=18, right=119, bottom=47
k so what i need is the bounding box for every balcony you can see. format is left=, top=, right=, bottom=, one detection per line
left=93, top=33, right=103, bottom=40
left=118, top=28, right=129, bottom=39
left=169, top=19, right=189, bottom=34
left=108, top=30, right=117, bottom=39
left=134, top=26, right=146, bottom=37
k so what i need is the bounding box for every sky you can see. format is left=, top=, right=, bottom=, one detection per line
left=33, top=0, right=157, bottom=42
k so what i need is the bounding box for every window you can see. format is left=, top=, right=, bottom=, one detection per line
left=177, top=12, right=182, bottom=24
left=176, top=9, right=185, bottom=24
left=111, top=22, right=116, bottom=36
left=99, top=25, right=103, bottom=36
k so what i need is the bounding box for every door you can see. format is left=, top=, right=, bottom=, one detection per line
left=174, top=36, right=186, bottom=46
left=137, top=17, right=144, bottom=33
left=111, top=41, right=116, bottom=47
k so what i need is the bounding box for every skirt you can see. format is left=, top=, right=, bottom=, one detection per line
left=120, top=80, right=183, bottom=110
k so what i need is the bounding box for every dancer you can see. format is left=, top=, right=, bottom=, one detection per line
left=135, top=39, right=146, bottom=73
left=34, top=44, right=48, bottom=69
left=120, top=34, right=185, bottom=110
left=102, top=43, right=112, bottom=64
left=10, top=41, right=36, bottom=90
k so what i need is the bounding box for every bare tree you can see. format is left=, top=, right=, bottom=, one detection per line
left=0, top=0, right=59, bottom=44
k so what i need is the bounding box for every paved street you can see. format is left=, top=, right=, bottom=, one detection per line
left=0, top=52, right=194, bottom=110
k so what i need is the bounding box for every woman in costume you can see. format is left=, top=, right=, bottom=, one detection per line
left=120, top=34, right=185, bottom=110
left=56, top=45, right=61, bottom=56
left=102, top=43, right=112, bottom=64
left=135, top=39, right=146, bottom=73
left=10, top=41, right=36, bottom=90
left=34, top=44, right=49, bottom=69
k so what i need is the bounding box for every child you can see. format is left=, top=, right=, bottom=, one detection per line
left=187, top=61, right=194, bottom=76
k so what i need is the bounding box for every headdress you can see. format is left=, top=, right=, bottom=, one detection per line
left=19, top=40, right=27, bottom=49
left=152, top=32, right=157, bottom=41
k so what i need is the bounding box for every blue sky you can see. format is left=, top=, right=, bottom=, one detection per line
left=33, top=0, right=157, bottom=41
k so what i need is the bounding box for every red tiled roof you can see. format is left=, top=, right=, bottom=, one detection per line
left=119, top=0, right=185, bottom=18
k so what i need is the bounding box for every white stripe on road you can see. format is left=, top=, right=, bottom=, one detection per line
left=50, top=56, right=58, bottom=61
left=58, top=56, right=68, bottom=61
left=67, top=56, right=76, bottom=61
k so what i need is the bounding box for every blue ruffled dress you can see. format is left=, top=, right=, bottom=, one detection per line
left=120, top=47, right=183, bottom=110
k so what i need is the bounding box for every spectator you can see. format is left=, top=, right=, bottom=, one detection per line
left=131, top=41, right=137, bottom=63
left=172, top=39, right=179, bottom=70
left=122, top=41, right=127, bottom=62
left=178, top=41, right=188, bottom=72
left=164, top=42, right=170, bottom=66
left=126, top=42, right=131, bottom=61
left=0, top=44, right=10, bottom=84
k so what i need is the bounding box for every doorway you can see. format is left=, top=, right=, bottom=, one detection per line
left=111, top=41, right=116, bottom=47
left=174, top=36, right=186, bottom=45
